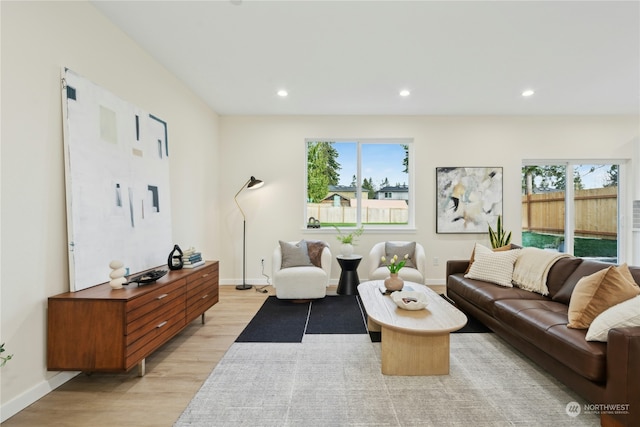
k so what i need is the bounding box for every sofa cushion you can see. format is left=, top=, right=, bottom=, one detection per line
left=493, top=299, right=607, bottom=382
left=448, top=274, right=547, bottom=317
left=552, top=260, right=611, bottom=305
left=630, top=266, right=640, bottom=284
left=568, top=264, right=640, bottom=329
left=586, top=295, right=640, bottom=342
left=546, top=257, right=583, bottom=298
left=464, top=249, right=520, bottom=287
left=494, top=299, right=569, bottom=345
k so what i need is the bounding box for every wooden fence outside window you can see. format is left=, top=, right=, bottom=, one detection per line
left=521, top=187, right=617, bottom=239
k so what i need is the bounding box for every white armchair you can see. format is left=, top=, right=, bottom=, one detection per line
left=272, top=240, right=332, bottom=299
left=368, top=241, right=426, bottom=285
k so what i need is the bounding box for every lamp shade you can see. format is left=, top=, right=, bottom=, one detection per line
left=247, top=176, right=264, bottom=189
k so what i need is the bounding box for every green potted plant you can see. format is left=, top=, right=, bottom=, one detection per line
left=380, top=253, right=410, bottom=292
left=488, top=215, right=511, bottom=249
left=333, top=225, right=364, bottom=257
left=1, top=343, right=13, bottom=367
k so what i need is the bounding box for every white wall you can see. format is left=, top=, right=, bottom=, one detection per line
left=1, top=1, right=219, bottom=420
left=1, top=1, right=638, bottom=422
left=218, top=116, right=638, bottom=286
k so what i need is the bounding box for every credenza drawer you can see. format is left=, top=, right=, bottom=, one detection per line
left=125, top=310, right=186, bottom=370
left=186, top=288, right=218, bottom=323
left=126, top=292, right=186, bottom=342
left=185, top=264, right=218, bottom=323
left=127, top=279, right=186, bottom=323
left=186, top=263, right=218, bottom=288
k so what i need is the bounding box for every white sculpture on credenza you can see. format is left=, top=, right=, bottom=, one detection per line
left=109, top=260, right=127, bottom=289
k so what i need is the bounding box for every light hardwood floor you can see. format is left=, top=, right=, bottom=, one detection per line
left=2, top=285, right=274, bottom=427
left=3, top=283, right=445, bottom=426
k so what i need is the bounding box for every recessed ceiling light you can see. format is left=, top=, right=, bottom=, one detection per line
left=522, top=89, right=535, bottom=97
left=277, top=89, right=288, bottom=97
left=399, top=89, right=411, bottom=97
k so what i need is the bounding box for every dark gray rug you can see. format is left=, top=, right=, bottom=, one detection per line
left=237, top=294, right=491, bottom=344
left=235, top=295, right=367, bottom=343
left=235, top=297, right=310, bottom=343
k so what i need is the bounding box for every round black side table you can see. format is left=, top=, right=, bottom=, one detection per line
left=336, top=255, right=362, bottom=295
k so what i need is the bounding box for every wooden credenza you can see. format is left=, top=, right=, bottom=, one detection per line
left=47, top=261, right=218, bottom=375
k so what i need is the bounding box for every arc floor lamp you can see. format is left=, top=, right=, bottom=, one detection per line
left=234, top=176, right=264, bottom=290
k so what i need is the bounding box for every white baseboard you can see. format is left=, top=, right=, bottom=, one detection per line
left=1, top=371, right=79, bottom=423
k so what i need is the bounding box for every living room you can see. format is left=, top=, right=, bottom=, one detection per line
left=1, top=1, right=639, bottom=425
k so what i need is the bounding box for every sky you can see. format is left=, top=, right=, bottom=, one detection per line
left=532, top=164, right=617, bottom=190
left=331, top=142, right=615, bottom=190
left=575, top=164, right=615, bottom=189
left=334, top=142, right=408, bottom=188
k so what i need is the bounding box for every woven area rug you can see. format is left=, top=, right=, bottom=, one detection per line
left=175, top=334, right=599, bottom=426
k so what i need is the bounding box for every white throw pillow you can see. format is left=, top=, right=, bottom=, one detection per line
left=464, top=249, right=521, bottom=287
left=585, top=295, right=640, bottom=342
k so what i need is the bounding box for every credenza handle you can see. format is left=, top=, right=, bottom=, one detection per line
left=202, top=294, right=208, bottom=299
left=156, top=321, right=168, bottom=328
left=202, top=273, right=209, bottom=278
left=156, top=294, right=168, bottom=300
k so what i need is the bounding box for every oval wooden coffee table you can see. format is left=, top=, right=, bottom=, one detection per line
left=358, top=280, right=467, bottom=376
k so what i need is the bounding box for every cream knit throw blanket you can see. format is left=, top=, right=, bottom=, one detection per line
left=511, top=247, right=570, bottom=295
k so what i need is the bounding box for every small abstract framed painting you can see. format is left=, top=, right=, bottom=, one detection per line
left=436, top=167, right=503, bottom=233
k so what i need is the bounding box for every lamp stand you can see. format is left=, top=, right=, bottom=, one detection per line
left=236, top=219, right=252, bottom=290
left=234, top=176, right=264, bottom=291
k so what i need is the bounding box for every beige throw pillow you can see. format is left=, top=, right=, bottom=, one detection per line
left=464, top=249, right=521, bottom=287
left=465, top=243, right=511, bottom=274
left=567, top=264, right=640, bottom=329
left=586, top=295, right=640, bottom=342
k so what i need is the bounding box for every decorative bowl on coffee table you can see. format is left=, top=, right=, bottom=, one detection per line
left=391, top=290, right=428, bottom=310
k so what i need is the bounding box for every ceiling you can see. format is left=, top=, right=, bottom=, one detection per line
left=91, top=1, right=640, bottom=116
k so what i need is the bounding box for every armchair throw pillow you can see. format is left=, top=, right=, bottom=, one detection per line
left=279, top=240, right=313, bottom=268
left=305, top=240, right=327, bottom=268
left=381, top=242, right=416, bottom=269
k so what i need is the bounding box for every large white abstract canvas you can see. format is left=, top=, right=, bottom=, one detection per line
left=62, top=68, right=172, bottom=291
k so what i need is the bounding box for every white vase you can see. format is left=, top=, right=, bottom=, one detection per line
left=384, top=273, right=404, bottom=292
left=340, top=243, right=354, bottom=257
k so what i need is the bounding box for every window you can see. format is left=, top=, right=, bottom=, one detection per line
left=306, top=139, right=413, bottom=229
left=522, top=162, right=621, bottom=263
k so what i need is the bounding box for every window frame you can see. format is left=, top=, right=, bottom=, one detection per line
left=522, top=159, right=627, bottom=263
left=304, top=138, right=415, bottom=232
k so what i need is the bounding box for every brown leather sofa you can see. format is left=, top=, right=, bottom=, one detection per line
left=447, top=256, right=640, bottom=427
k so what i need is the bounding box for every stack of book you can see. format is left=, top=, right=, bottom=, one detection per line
left=182, top=247, right=205, bottom=269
